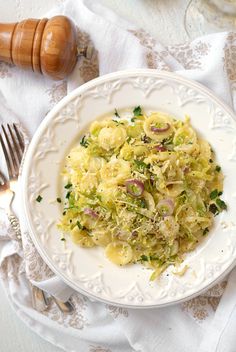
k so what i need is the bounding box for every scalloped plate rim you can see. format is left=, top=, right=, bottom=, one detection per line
left=22, top=69, right=236, bottom=308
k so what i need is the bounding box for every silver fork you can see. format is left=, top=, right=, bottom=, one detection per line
left=0, top=124, right=74, bottom=314
left=0, top=124, right=24, bottom=240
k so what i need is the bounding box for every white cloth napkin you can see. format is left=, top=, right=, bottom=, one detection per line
left=1, top=1, right=236, bottom=351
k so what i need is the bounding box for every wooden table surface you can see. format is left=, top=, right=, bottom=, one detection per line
left=0, top=0, right=192, bottom=351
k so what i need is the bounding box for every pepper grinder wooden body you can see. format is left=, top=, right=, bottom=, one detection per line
left=0, top=16, right=79, bottom=80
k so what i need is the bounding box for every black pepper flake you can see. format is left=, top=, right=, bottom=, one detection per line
left=209, top=203, right=219, bottom=215
left=36, top=195, right=43, bottom=203
left=66, top=191, right=71, bottom=199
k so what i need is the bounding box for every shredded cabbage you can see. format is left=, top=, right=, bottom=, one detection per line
left=58, top=108, right=226, bottom=280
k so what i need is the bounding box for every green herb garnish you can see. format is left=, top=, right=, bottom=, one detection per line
left=114, top=109, right=120, bottom=118
left=210, top=189, right=218, bottom=200
left=36, top=195, right=43, bottom=203
left=134, top=159, right=150, bottom=170
left=133, top=106, right=142, bottom=117
left=149, top=255, right=159, bottom=261
left=209, top=189, right=227, bottom=212
left=112, top=119, right=124, bottom=125
left=57, top=198, right=62, bottom=203
left=203, top=228, right=209, bottom=236
left=61, top=238, right=66, bottom=241
left=66, top=191, right=71, bottom=199
left=216, top=198, right=227, bottom=210
left=141, top=134, right=151, bottom=143
left=140, top=254, right=149, bottom=261
left=80, top=135, right=89, bottom=148
left=140, top=199, right=147, bottom=208
left=65, top=183, right=72, bottom=189
left=131, top=117, right=136, bottom=122
left=215, top=165, right=221, bottom=172
left=139, top=254, right=159, bottom=262
left=76, top=220, right=84, bottom=230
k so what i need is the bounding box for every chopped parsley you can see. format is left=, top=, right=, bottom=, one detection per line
left=210, top=189, right=219, bottom=200
left=57, top=197, right=62, bottom=203
left=140, top=254, right=149, bottom=261
left=76, top=220, right=84, bottom=230
left=36, top=195, right=43, bottom=203
left=80, top=135, right=89, bottom=148
left=114, top=109, right=120, bottom=118
left=149, top=255, right=159, bottom=261
left=162, top=136, right=174, bottom=150
left=64, top=183, right=72, bottom=189
left=66, top=191, right=71, bottom=199
left=60, top=238, right=66, bottom=241
left=141, top=134, right=151, bottom=143
left=203, top=228, right=209, bottom=236
left=134, top=159, right=150, bottom=170
left=140, top=199, right=147, bottom=208
left=215, top=165, right=221, bottom=172
left=209, top=189, right=227, bottom=213
left=131, top=117, right=136, bottom=122
left=112, top=119, right=124, bottom=125
left=133, top=106, right=142, bottom=117
left=216, top=198, right=227, bottom=210
left=139, top=254, right=159, bottom=262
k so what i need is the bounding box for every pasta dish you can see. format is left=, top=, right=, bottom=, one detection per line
left=59, top=107, right=226, bottom=280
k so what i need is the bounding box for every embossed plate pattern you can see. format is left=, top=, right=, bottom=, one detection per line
left=22, top=70, right=236, bottom=308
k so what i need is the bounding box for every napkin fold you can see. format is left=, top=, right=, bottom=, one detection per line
left=0, top=1, right=236, bottom=351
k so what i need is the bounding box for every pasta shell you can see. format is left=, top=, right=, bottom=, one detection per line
left=105, top=241, right=133, bottom=265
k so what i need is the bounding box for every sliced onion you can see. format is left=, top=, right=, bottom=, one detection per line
left=125, top=179, right=144, bottom=197
left=151, top=123, right=170, bottom=133
left=157, top=198, right=174, bottom=216
left=154, top=145, right=167, bottom=152
left=84, top=208, right=99, bottom=218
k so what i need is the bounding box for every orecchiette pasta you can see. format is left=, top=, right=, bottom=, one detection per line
left=105, top=241, right=133, bottom=265
left=59, top=107, right=226, bottom=281
left=98, top=126, right=127, bottom=151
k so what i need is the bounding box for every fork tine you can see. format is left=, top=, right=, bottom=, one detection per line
left=1, top=125, right=18, bottom=177
left=0, top=132, right=14, bottom=179
left=0, top=171, right=5, bottom=186
left=7, top=124, right=23, bottom=165
left=13, top=123, right=25, bottom=153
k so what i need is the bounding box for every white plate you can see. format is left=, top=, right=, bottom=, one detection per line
left=22, top=69, right=236, bottom=308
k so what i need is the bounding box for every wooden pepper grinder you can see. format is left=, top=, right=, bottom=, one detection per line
left=0, top=15, right=92, bottom=80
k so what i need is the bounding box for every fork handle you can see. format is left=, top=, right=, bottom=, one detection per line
left=8, top=213, right=22, bottom=240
